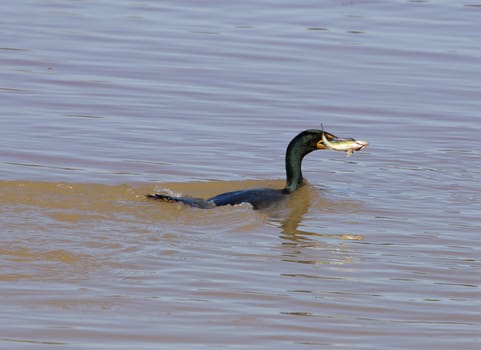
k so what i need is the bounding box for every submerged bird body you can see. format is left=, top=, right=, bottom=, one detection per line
left=148, top=187, right=285, bottom=210
left=147, top=129, right=366, bottom=209
left=209, top=188, right=285, bottom=209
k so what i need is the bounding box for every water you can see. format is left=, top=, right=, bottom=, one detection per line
left=1, top=0, right=481, bottom=349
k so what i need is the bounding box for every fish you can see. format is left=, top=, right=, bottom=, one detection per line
left=321, top=126, right=368, bottom=157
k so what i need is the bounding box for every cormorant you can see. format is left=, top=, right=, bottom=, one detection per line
left=147, top=129, right=365, bottom=209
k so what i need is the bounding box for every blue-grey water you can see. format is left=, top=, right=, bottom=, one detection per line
left=1, top=1, right=480, bottom=349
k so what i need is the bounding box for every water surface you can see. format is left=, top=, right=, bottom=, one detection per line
left=1, top=0, right=481, bottom=349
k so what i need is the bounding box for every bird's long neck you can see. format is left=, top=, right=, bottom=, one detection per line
left=283, top=141, right=308, bottom=193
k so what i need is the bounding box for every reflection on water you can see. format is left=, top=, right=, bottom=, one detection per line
left=267, top=184, right=364, bottom=242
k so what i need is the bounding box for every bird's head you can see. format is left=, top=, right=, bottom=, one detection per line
left=288, top=129, right=337, bottom=155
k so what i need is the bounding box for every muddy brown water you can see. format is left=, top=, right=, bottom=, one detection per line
left=1, top=1, right=480, bottom=349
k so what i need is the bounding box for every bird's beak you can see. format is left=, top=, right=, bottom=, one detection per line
left=316, top=131, right=337, bottom=149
